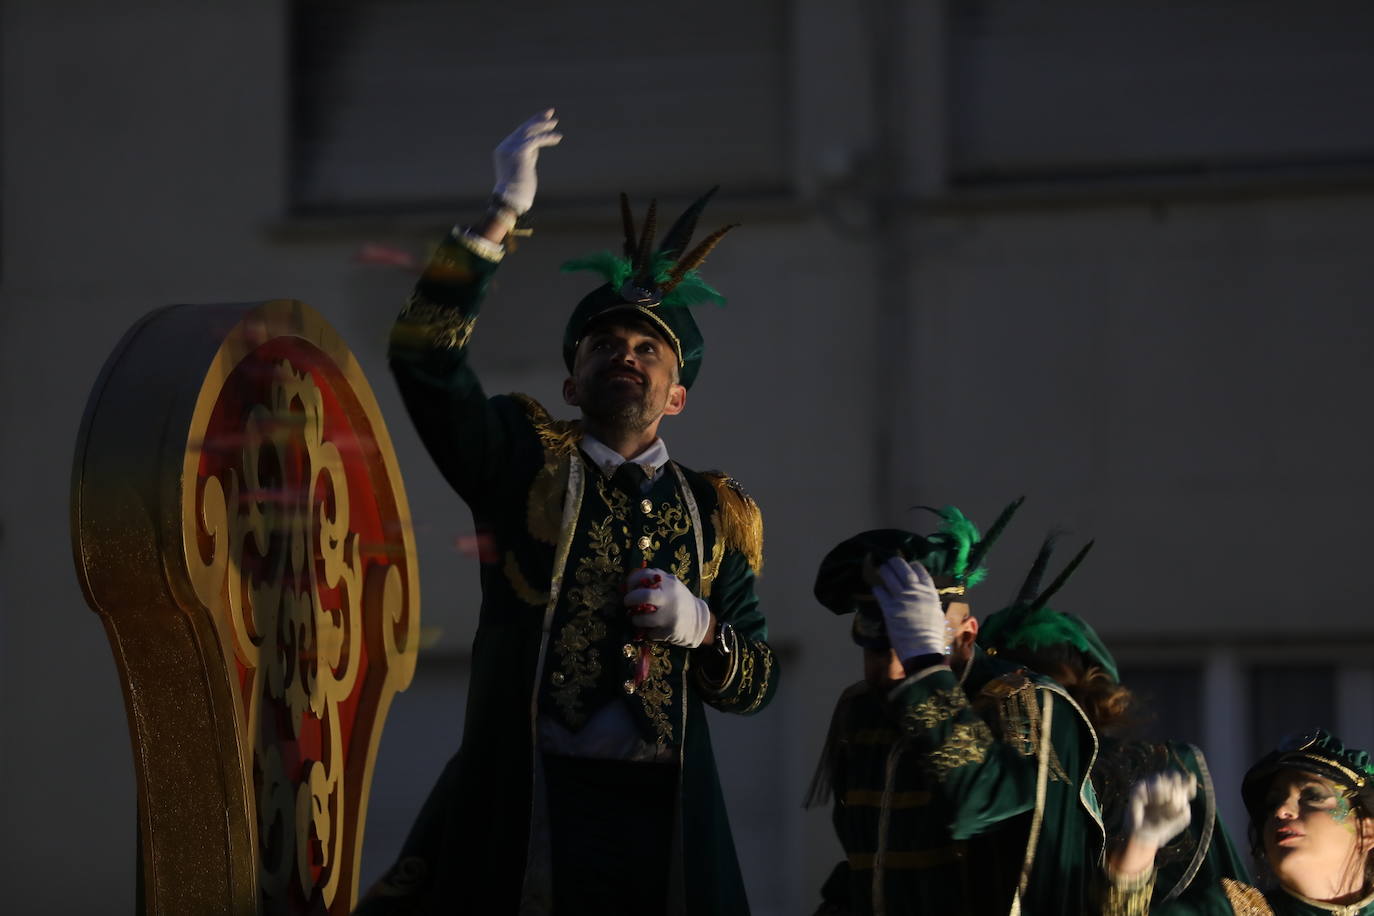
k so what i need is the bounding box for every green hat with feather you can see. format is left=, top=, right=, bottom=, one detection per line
left=977, top=535, right=1116, bottom=682
left=560, top=187, right=737, bottom=389
left=813, top=498, right=1024, bottom=649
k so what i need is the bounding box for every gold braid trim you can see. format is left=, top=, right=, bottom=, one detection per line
left=1100, top=868, right=1156, bottom=916
left=510, top=393, right=581, bottom=457
left=1221, top=878, right=1274, bottom=916
left=977, top=671, right=1072, bottom=785
left=702, top=471, right=763, bottom=574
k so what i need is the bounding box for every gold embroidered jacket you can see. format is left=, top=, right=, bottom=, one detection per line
left=378, top=230, right=778, bottom=915
left=818, top=649, right=1104, bottom=915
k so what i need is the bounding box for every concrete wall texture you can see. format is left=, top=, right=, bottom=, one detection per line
left=4, top=2, right=1373, bottom=912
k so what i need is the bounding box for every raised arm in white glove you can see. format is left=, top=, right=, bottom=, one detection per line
left=492, top=108, right=563, bottom=216
left=872, top=556, right=949, bottom=665
left=625, top=568, right=713, bottom=648
left=1109, top=770, right=1198, bottom=880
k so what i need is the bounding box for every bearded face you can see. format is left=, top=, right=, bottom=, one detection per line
left=564, top=318, right=685, bottom=434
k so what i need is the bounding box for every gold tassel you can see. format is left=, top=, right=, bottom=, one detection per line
left=704, top=472, right=763, bottom=574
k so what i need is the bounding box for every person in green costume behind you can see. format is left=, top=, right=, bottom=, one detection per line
left=977, top=536, right=1251, bottom=912
left=359, top=110, right=779, bottom=915
left=806, top=502, right=1108, bottom=915
left=1105, top=730, right=1374, bottom=916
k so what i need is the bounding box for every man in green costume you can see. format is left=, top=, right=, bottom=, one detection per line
left=362, top=111, right=778, bottom=915
left=807, top=504, right=1107, bottom=915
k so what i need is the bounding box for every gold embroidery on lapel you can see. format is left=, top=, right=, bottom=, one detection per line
left=639, top=501, right=691, bottom=566
left=548, top=515, right=620, bottom=727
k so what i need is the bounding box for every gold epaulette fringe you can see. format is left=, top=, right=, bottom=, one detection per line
left=703, top=472, right=763, bottom=574
left=510, top=393, right=581, bottom=457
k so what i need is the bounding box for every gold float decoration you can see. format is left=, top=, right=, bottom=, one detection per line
left=72, top=300, right=420, bottom=915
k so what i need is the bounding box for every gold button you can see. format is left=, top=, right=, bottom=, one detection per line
left=623, top=680, right=637, bottom=695
left=551, top=671, right=566, bottom=685
left=622, top=643, right=638, bottom=659
left=640, top=498, right=653, bottom=514
left=637, top=535, right=651, bottom=550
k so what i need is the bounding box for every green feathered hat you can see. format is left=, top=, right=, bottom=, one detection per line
left=559, top=187, right=738, bottom=389
left=1242, top=729, right=1374, bottom=820
left=977, top=535, right=1116, bottom=681
left=813, top=498, right=1024, bottom=649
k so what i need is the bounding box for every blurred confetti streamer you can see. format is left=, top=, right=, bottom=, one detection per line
left=454, top=532, right=500, bottom=563
left=353, top=243, right=421, bottom=271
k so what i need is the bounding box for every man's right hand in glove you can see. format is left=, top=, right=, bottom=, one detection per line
left=872, top=556, right=950, bottom=670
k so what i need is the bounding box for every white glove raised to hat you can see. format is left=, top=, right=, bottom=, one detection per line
left=872, top=556, right=950, bottom=663
left=625, top=568, right=712, bottom=648
left=492, top=108, right=563, bottom=215
left=1125, top=771, right=1197, bottom=850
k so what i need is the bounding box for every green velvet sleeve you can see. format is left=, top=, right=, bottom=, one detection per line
left=387, top=232, right=521, bottom=512
left=694, top=550, right=778, bottom=716
left=889, top=668, right=1038, bottom=840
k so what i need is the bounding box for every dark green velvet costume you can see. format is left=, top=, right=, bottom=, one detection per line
left=368, top=230, right=778, bottom=914
left=817, top=647, right=1105, bottom=915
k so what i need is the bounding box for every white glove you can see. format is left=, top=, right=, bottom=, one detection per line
left=625, top=568, right=712, bottom=648
left=1125, top=771, right=1197, bottom=850
left=872, top=557, right=948, bottom=661
left=492, top=108, right=563, bottom=215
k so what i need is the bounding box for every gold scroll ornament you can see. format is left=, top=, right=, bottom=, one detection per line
left=72, top=300, right=420, bottom=915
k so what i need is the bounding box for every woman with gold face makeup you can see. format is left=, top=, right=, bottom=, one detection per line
left=1104, top=730, right=1374, bottom=916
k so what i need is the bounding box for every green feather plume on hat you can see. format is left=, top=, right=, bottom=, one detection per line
left=916, top=497, right=1024, bottom=586
left=560, top=251, right=727, bottom=308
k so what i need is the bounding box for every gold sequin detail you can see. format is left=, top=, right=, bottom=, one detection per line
left=393, top=294, right=479, bottom=350
left=1220, top=879, right=1274, bottom=916
left=926, top=720, right=993, bottom=781
left=903, top=688, right=968, bottom=730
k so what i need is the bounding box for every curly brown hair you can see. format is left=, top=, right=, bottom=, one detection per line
left=994, top=642, right=1137, bottom=736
